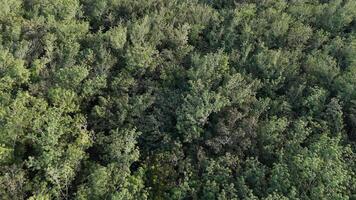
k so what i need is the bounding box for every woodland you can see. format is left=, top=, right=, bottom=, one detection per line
left=0, top=0, right=355, bottom=199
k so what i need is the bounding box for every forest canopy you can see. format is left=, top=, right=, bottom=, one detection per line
left=0, top=0, right=355, bottom=199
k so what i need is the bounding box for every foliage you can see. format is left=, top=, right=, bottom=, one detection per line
left=0, top=0, right=355, bottom=199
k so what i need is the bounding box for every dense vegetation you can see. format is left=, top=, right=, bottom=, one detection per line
left=0, top=0, right=355, bottom=199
